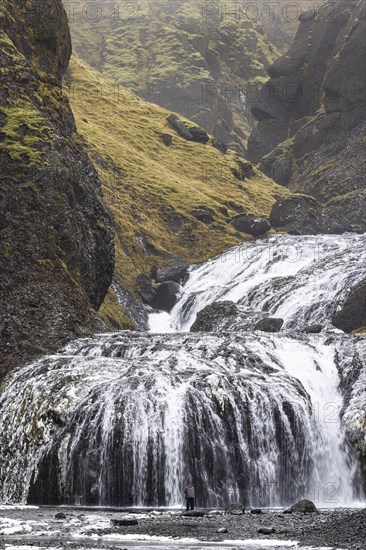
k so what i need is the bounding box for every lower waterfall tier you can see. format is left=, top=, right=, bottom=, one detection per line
left=0, top=332, right=363, bottom=507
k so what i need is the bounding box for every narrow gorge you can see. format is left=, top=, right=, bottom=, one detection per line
left=0, top=1, right=365, bottom=548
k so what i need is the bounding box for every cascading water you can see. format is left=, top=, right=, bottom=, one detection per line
left=0, top=234, right=365, bottom=508
left=149, top=234, right=366, bottom=332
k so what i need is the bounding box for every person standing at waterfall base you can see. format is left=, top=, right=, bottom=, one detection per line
left=184, top=482, right=195, bottom=510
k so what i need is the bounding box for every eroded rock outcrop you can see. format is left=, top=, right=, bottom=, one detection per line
left=0, top=0, right=114, bottom=376
left=248, top=0, right=366, bottom=233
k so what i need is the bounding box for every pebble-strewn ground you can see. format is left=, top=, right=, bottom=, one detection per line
left=0, top=507, right=365, bottom=549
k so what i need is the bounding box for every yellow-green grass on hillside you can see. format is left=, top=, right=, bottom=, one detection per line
left=99, top=287, right=136, bottom=330
left=64, top=0, right=280, bottom=150
left=68, top=56, right=288, bottom=295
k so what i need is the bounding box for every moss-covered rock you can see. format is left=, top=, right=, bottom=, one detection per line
left=254, top=318, right=284, bottom=332
left=0, top=0, right=115, bottom=377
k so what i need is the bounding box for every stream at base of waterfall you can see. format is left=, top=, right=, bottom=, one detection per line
left=1, top=505, right=366, bottom=550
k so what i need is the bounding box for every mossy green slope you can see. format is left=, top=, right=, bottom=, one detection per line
left=65, top=0, right=314, bottom=153
left=68, top=55, right=287, bottom=294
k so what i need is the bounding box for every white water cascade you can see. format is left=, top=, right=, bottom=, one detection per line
left=0, top=234, right=365, bottom=508
left=149, top=234, right=366, bottom=333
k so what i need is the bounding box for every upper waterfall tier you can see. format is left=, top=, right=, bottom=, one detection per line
left=149, top=234, right=366, bottom=333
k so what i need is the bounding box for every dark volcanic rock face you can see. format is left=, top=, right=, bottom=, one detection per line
left=333, top=280, right=366, bottom=333
left=0, top=0, right=115, bottom=377
left=247, top=0, right=366, bottom=232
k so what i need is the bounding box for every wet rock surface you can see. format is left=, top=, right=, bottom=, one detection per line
left=190, top=301, right=239, bottom=332
left=332, top=279, right=366, bottom=333
left=0, top=507, right=365, bottom=549
left=150, top=281, right=181, bottom=312
left=153, top=256, right=189, bottom=285
left=254, top=318, right=284, bottom=333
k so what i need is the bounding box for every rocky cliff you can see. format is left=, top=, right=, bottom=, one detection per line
left=247, top=0, right=366, bottom=234
left=0, top=0, right=115, bottom=376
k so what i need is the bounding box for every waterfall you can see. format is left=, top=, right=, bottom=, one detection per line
left=149, top=234, right=366, bottom=332
left=0, top=235, right=364, bottom=508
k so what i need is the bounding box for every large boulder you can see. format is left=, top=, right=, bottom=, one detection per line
left=254, top=318, right=284, bottom=332
left=136, top=274, right=156, bottom=304
left=167, top=114, right=209, bottom=144
left=270, top=195, right=323, bottom=235
left=290, top=499, right=318, bottom=513
left=192, top=208, right=214, bottom=224
left=332, top=280, right=366, bottom=333
left=230, top=214, right=271, bottom=236
left=271, top=191, right=366, bottom=236
left=151, top=281, right=181, bottom=312
left=190, top=301, right=238, bottom=332
left=190, top=125, right=210, bottom=144
left=211, top=138, right=227, bottom=154
left=225, top=503, right=245, bottom=515
left=160, top=133, right=173, bottom=146
left=231, top=160, right=255, bottom=181
left=303, top=325, right=322, bottom=334
left=258, top=527, right=276, bottom=534
left=111, top=518, right=139, bottom=526
left=153, top=256, right=189, bottom=284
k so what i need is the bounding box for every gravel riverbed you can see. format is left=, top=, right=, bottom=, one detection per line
left=0, top=506, right=365, bottom=550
